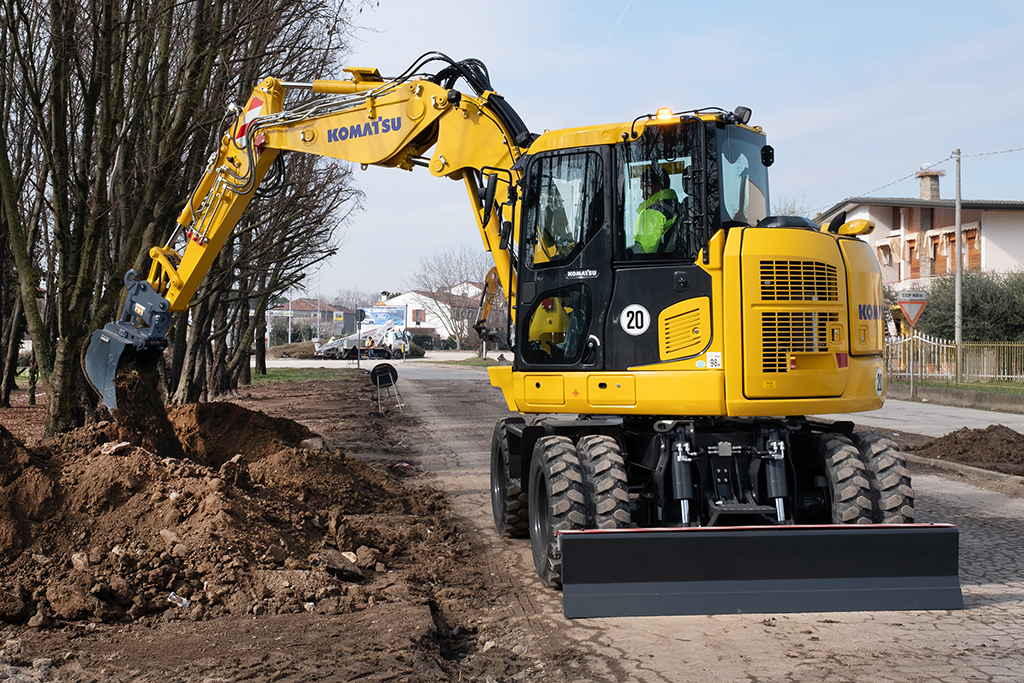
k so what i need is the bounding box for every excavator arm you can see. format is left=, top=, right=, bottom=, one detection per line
left=85, top=55, right=527, bottom=409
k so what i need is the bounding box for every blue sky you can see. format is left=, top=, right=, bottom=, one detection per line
left=300, top=0, right=1024, bottom=299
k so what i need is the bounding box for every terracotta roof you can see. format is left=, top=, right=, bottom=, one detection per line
left=270, top=298, right=343, bottom=313
left=820, top=196, right=1024, bottom=221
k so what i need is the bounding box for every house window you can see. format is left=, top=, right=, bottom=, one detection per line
left=413, top=309, right=426, bottom=324
left=875, top=244, right=892, bottom=266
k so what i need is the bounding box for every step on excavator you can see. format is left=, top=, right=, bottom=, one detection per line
left=84, top=53, right=961, bottom=617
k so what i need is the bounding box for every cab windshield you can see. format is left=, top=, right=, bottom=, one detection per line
left=716, top=125, right=769, bottom=227
left=618, top=120, right=771, bottom=261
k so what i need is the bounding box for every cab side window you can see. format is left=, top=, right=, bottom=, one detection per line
left=521, top=285, right=591, bottom=365
left=524, top=153, right=603, bottom=268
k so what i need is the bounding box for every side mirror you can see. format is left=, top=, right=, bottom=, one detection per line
left=498, top=220, right=512, bottom=251
left=480, top=173, right=498, bottom=225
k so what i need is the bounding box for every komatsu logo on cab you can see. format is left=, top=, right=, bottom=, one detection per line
left=567, top=269, right=598, bottom=279
left=858, top=304, right=880, bottom=320
left=327, top=117, right=402, bottom=143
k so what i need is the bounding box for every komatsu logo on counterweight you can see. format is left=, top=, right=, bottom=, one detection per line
left=858, top=304, right=880, bottom=320
left=327, top=117, right=402, bottom=143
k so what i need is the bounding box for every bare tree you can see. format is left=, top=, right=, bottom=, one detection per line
left=407, top=243, right=494, bottom=350
left=0, top=0, right=367, bottom=432
left=331, top=287, right=380, bottom=312
left=773, top=193, right=814, bottom=219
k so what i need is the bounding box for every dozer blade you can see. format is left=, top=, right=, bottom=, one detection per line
left=559, top=524, right=962, bottom=618
left=83, top=326, right=134, bottom=411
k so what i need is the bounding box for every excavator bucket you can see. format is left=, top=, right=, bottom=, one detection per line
left=559, top=524, right=962, bottom=618
left=83, top=326, right=134, bottom=411
left=83, top=270, right=173, bottom=412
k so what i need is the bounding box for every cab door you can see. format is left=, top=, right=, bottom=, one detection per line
left=515, top=148, right=613, bottom=372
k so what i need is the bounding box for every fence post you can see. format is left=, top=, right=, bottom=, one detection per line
left=909, top=330, right=915, bottom=399
left=955, top=340, right=960, bottom=387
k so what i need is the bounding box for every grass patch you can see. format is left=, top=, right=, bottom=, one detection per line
left=265, top=341, right=317, bottom=359
left=251, top=367, right=356, bottom=383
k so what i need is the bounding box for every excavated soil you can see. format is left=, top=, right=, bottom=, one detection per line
left=0, top=370, right=582, bottom=681
left=907, top=423, right=1024, bottom=476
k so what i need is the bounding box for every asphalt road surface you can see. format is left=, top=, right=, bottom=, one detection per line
left=382, top=361, right=1024, bottom=683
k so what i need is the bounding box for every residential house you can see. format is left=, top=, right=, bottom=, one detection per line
left=267, top=298, right=354, bottom=339
left=819, top=167, right=1024, bottom=291
left=383, top=281, right=508, bottom=347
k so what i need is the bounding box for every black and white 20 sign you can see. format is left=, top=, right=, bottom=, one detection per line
left=620, top=304, right=650, bottom=336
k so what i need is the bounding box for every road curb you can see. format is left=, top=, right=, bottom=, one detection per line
left=904, top=453, right=1024, bottom=486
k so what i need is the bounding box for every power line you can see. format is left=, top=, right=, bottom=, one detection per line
left=962, top=146, right=1024, bottom=159
left=809, top=145, right=1024, bottom=216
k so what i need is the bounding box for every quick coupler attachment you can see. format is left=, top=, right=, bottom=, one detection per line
left=82, top=271, right=171, bottom=412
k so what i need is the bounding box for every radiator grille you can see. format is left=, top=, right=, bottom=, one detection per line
left=760, top=261, right=838, bottom=301
left=762, top=312, right=839, bottom=373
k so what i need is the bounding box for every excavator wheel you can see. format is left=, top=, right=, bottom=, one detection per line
left=851, top=431, right=916, bottom=524
left=490, top=417, right=528, bottom=538
left=576, top=435, right=631, bottom=529
left=528, top=435, right=586, bottom=588
left=812, top=433, right=874, bottom=524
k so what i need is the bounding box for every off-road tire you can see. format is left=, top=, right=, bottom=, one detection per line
left=577, top=435, right=631, bottom=529
left=851, top=431, right=916, bottom=524
left=490, top=417, right=528, bottom=538
left=528, top=435, right=587, bottom=588
left=812, top=433, right=874, bottom=524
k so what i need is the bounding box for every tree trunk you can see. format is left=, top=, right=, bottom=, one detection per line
left=0, top=297, right=25, bottom=407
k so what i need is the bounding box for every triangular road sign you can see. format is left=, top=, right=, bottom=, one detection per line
left=898, top=300, right=927, bottom=327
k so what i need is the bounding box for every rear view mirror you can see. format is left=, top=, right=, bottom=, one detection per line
left=480, top=173, right=498, bottom=225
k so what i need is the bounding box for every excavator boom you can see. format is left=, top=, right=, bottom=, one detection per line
left=85, top=55, right=524, bottom=408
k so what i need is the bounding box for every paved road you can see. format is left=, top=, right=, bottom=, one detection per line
left=392, top=366, right=1024, bottom=683
left=817, top=399, right=1024, bottom=439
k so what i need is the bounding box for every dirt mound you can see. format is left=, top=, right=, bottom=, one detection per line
left=170, top=401, right=317, bottom=468
left=0, top=401, right=446, bottom=628
left=912, top=424, right=1024, bottom=476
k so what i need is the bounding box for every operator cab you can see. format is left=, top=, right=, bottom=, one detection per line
left=513, top=113, right=773, bottom=373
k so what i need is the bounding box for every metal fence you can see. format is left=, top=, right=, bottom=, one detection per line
left=885, top=333, right=1024, bottom=385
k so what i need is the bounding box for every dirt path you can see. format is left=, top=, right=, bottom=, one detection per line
left=399, top=369, right=1024, bottom=683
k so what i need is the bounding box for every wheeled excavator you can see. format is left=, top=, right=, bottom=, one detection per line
left=84, top=53, right=961, bottom=617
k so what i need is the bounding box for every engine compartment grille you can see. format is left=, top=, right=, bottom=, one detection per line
left=760, top=261, right=838, bottom=302
left=761, top=311, right=839, bottom=373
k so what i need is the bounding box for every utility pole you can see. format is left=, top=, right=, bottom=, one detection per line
left=954, top=148, right=962, bottom=385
